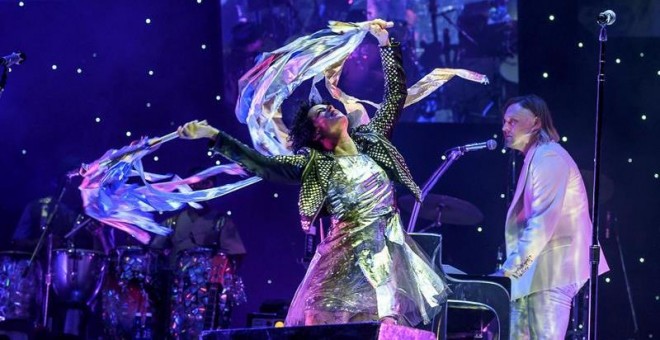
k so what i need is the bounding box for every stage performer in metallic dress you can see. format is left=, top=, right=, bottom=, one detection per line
left=177, top=19, right=448, bottom=327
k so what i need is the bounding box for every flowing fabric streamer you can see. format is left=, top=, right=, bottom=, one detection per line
left=78, top=133, right=261, bottom=244
left=235, top=20, right=489, bottom=156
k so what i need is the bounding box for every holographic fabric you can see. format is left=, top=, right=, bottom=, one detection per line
left=285, top=154, right=448, bottom=326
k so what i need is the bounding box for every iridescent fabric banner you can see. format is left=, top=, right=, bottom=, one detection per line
left=236, top=20, right=489, bottom=156
left=78, top=137, right=260, bottom=244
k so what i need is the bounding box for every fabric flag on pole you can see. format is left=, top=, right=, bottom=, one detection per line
left=235, top=20, right=489, bottom=157
left=77, top=135, right=261, bottom=244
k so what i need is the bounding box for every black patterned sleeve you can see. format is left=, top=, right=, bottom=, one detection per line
left=209, top=130, right=309, bottom=184
left=366, top=42, right=407, bottom=139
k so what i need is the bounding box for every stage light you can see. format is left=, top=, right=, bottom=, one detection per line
left=274, top=321, right=285, bottom=328
left=148, top=70, right=154, bottom=76
left=500, top=193, right=505, bottom=199
left=628, top=158, right=633, bottom=163
left=639, top=257, right=645, bottom=263
left=641, top=114, right=647, bottom=120
left=18, top=1, right=24, bottom=7
left=477, top=226, right=483, bottom=232
left=51, top=65, right=58, bottom=70
left=76, top=68, right=82, bottom=74
left=126, top=131, right=132, bottom=137
left=654, top=173, right=658, bottom=179
left=215, top=160, right=221, bottom=165
left=145, top=18, right=151, bottom=24
left=493, top=134, right=498, bottom=138
left=273, top=193, right=279, bottom=198
left=501, top=148, right=506, bottom=154
left=21, top=149, right=27, bottom=155
left=207, top=151, right=213, bottom=156
left=615, top=58, right=621, bottom=64
left=201, top=44, right=207, bottom=50
left=562, top=136, right=568, bottom=142
left=153, top=156, right=159, bottom=161
left=639, top=52, right=644, bottom=57
left=605, top=277, right=611, bottom=283
left=441, top=155, right=447, bottom=161
left=226, top=210, right=232, bottom=215
left=542, top=72, right=549, bottom=78
left=267, top=279, right=272, bottom=284
left=95, top=117, right=101, bottom=123
left=578, top=42, right=584, bottom=48
left=548, top=15, right=555, bottom=21
left=215, top=95, right=221, bottom=101
left=146, top=102, right=152, bottom=108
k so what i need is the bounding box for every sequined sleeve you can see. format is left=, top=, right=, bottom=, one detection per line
left=210, top=130, right=309, bottom=184
left=366, top=42, right=407, bottom=139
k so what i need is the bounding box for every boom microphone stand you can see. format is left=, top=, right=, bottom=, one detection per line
left=587, top=9, right=616, bottom=340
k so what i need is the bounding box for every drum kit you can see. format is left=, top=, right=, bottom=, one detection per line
left=0, top=236, right=243, bottom=338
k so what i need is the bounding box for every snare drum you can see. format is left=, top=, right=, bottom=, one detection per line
left=51, top=248, right=106, bottom=306
left=0, top=251, right=42, bottom=321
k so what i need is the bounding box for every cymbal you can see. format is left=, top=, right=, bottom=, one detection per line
left=398, top=194, right=484, bottom=226
left=579, top=169, right=615, bottom=204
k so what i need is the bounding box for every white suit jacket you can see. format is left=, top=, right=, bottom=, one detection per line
left=503, top=142, right=609, bottom=300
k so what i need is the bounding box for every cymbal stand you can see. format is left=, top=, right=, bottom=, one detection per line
left=406, top=149, right=464, bottom=233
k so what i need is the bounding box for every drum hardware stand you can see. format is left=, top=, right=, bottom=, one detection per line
left=406, top=148, right=463, bottom=233
left=587, top=10, right=616, bottom=340
left=23, top=180, right=69, bottom=329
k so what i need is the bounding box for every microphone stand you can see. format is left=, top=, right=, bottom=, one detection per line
left=406, top=149, right=465, bottom=233
left=587, top=19, right=610, bottom=340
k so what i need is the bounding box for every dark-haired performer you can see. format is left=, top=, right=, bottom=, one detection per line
left=177, top=19, right=448, bottom=327
left=499, top=95, right=609, bottom=339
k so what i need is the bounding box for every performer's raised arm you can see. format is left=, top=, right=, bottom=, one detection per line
left=364, top=20, right=408, bottom=139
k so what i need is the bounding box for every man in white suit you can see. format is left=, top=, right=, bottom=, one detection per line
left=499, top=95, right=609, bottom=339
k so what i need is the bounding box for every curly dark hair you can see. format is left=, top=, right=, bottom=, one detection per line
left=288, top=100, right=326, bottom=152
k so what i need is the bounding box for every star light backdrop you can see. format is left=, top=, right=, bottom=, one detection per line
left=0, top=0, right=657, bottom=337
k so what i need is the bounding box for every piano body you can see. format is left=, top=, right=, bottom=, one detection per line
left=410, top=233, right=511, bottom=340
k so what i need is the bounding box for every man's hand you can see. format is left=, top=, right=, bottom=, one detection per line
left=368, top=19, right=393, bottom=47
left=177, top=120, right=219, bottom=141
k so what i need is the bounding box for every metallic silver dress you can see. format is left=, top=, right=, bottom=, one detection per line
left=285, top=154, right=448, bottom=326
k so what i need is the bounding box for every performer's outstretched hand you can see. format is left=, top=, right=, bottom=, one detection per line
left=177, top=120, right=219, bottom=141
left=368, top=18, right=393, bottom=47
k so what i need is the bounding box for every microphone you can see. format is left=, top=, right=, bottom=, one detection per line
left=597, top=10, right=616, bottom=26
left=1, top=52, right=26, bottom=67
left=451, top=139, right=498, bottom=153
